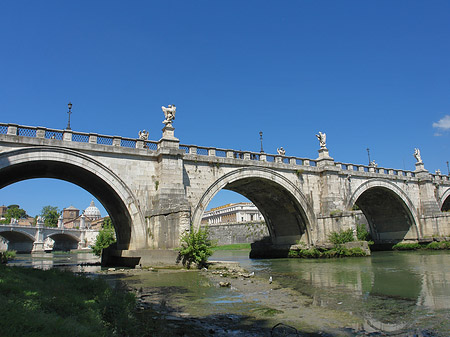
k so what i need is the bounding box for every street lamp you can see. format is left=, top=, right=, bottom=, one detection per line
left=66, top=102, right=73, bottom=130
left=259, top=131, right=264, bottom=153
left=366, top=148, right=371, bottom=165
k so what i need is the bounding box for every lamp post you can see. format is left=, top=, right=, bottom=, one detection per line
left=259, top=131, right=264, bottom=153
left=66, top=102, right=73, bottom=130
left=366, top=148, right=371, bottom=165
left=447, top=161, right=449, bottom=176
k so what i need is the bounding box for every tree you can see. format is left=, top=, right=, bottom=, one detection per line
left=1, top=205, right=28, bottom=224
left=92, top=217, right=116, bottom=256
left=40, top=205, right=60, bottom=227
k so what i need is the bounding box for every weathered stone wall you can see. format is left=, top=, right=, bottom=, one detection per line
left=204, top=222, right=269, bottom=245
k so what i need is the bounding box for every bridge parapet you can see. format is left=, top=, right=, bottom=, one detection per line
left=0, top=123, right=159, bottom=151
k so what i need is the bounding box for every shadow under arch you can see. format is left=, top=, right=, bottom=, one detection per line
left=440, top=187, right=450, bottom=211
left=0, top=229, right=35, bottom=252
left=192, top=167, right=315, bottom=247
left=347, top=179, right=420, bottom=243
left=47, top=233, right=80, bottom=251
left=0, top=146, right=146, bottom=250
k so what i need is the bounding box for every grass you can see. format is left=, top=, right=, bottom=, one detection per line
left=0, top=264, right=163, bottom=337
left=212, top=243, right=251, bottom=251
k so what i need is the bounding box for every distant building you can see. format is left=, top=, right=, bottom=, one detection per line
left=201, top=202, right=264, bottom=225
left=201, top=202, right=268, bottom=245
left=0, top=205, right=7, bottom=218
left=62, top=201, right=104, bottom=229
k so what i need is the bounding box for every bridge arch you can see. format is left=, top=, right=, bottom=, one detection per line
left=0, top=146, right=146, bottom=250
left=347, top=179, right=420, bottom=242
left=46, top=232, right=80, bottom=251
left=440, top=187, right=450, bottom=212
left=192, top=167, right=315, bottom=245
left=0, top=228, right=36, bottom=252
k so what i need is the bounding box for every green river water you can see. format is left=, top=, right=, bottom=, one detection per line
left=9, top=250, right=450, bottom=336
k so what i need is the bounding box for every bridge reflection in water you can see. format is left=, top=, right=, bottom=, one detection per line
left=227, top=250, right=450, bottom=334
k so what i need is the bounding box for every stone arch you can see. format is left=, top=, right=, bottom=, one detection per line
left=46, top=232, right=80, bottom=251
left=440, top=187, right=450, bottom=212
left=347, top=179, right=420, bottom=242
left=0, top=229, right=36, bottom=252
left=0, top=146, right=146, bottom=250
left=192, top=167, right=315, bottom=245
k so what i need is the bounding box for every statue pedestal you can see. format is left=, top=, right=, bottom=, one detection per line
left=415, top=162, right=427, bottom=173
left=316, top=148, right=334, bottom=167
left=158, top=124, right=179, bottom=150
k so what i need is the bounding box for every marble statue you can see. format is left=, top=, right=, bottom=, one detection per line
left=277, top=147, right=286, bottom=156
left=414, top=148, right=422, bottom=163
left=139, top=130, right=149, bottom=140
left=161, top=104, right=176, bottom=126
left=316, top=132, right=326, bottom=148
left=435, top=169, right=441, bottom=175
left=369, top=160, right=378, bottom=167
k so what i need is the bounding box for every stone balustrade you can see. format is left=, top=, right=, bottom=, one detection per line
left=1, top=122, right=448, bottom=181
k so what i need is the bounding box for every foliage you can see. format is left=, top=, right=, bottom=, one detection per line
left=92, top=217, right=116, bottom=257
left=0, top=250, right=16, bottom=263
left=392, top=242, right=422, bottom=250
left=1, top=205, right=28, bottom=224
left=40, top=205, right=60, bottom=227
left=0, top=264, right=159, bottom=337
left=177, top=226, right=216, bottom=269
left=212, top=243, right=251, bottom=251
left=392, top=241, right=450, bottom=251
left=425, top=241, right=450, bottom=250
left=289, top=246, right=367, bottom=259
left=356, top=224, right=373, bottom=244
left=328, top=229, right=354, bottom=245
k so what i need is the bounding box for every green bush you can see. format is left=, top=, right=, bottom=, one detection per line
left=0, top=250, right=16, bottom=264
left=178, top=226, right=216, bottom=269
left=328, top=229, right=354, bottom=245
left=92, top=218, right=116, bottom=257
left=392, top=242, right=422, bottom=250
left=425, top=241, right=450, bottom=250
left=356, top=224, right=372, bottom=242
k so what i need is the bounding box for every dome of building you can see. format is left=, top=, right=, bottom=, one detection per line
left=84, top=200, right=101, bottom=220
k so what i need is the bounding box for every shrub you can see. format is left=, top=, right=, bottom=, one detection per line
left=425, top=241, right=450, bottom=250
left=328, top=229, right=354, bottom=245
left=0, top=250, right=16, bottom=263
left=356, top=224, right=372, bottom=242
left=178, top=226, right=216, bottom=269
left=92, top=218, right=116, bottom=257
left=392, top=242, right=421, bottom=250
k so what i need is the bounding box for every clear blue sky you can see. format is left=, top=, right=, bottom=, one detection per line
left=1, top=1, right=449, bottom=217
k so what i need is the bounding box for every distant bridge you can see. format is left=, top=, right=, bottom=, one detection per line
left=0, top=221, right=94, bottom=252
left=0, top=122, right=449, bottom=264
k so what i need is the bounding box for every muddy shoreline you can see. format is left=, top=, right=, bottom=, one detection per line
left=100, top=261, right=364, bottom=336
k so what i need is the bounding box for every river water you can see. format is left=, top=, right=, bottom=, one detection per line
left=9, top=250, right=450, bottom=336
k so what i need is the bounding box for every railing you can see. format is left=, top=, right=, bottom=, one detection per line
left=335, top=162, right=416, bottom=178
left=0, top=123, right=158, bottom=151
left=179, top=143, right=318, bottom=167
left=1, top=123, right=448, bottom=179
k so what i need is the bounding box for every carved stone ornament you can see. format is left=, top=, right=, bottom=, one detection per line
left=316, top=131, right=326, bottom=149
left=161, top=104, right=176, bottom=126
left=414, top=148, right=422, bottom=163
left=277, top=147, right=286, bottom=156
left=138, top=130, right=149, bottom=140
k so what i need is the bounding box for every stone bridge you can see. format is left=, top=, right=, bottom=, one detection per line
left=0, top=121, right=449, bottom=265
left=0, top=221, right=93, bottom=252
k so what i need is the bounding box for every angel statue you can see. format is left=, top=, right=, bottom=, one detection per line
left=161, top=104, right=176, bottom=126
left=138, top=130, right=149, bottom=140
left=413, top=148, right=422, bottom=163
left=316, top=131, right=327, bottom=149
left=277, top=147, right=286, bottom=156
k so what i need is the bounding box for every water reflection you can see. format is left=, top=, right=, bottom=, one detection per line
left=212, top=250, right=450, bottom=335
left=9, top=251, right=100, bottom=272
